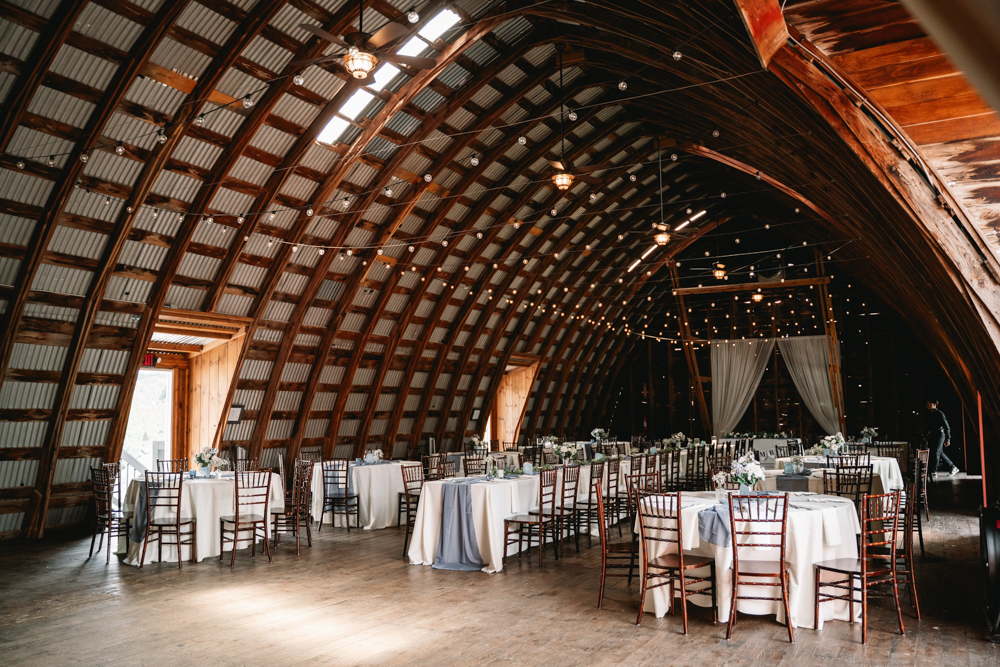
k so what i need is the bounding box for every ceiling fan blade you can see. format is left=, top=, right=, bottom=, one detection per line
left=547, top=160, right=567, bottom=171
left=575, top=162, right=616, bottom=174
left=288, top=54, right=335, bottom=69
left=577, top=174, right=602, bottom=185
left=299, top=23, right=351, bottom=49
left=367, top=20, right=410, bottom=50
left=378, top=53, right=437, bottom=70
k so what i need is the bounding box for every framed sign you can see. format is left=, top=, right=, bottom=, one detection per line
left=227, top=405, right=244, bottom=424
left=472, top=409, right=481, bottom=420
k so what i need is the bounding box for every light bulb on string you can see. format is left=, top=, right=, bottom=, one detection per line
left=268, top=212, right=276, bottom=221
left=672, top=51, right=682, bottom=60
left=470, top=154, right=479, bottom=166
left=318, top=248, right=325, bottom=255
left=236, top=214, right=244, bottom=224
left=157, top=131, right=167, bottom=144
left=242, top=95, right=254, bottom=108
left=517, top=135, right=527, bottom=146
left=16, top=159, right=25, bottom=169
left=293, top=72, right=305, bottom=86
left=407, top=8, right=419, bottom=22
left=423, top=173, right=432, bottom=183
left=115, top=142, right=125, bottom=156
left=342, top=198, right=350, bottom=208
left=194, top=114, right=205, bottom=126
left=384, top=187, right=393, bottom=197
left=46, top=156, right=54, bottom=167
left=306, top=207, right=313, bottom=216
left=568, top=109, right=578, bottom=121
left=618, top=80, right=627, bottom=91
left=80, top=153, right=88, bottom=163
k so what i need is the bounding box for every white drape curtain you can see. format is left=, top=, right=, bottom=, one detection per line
left=710, top=338, right=775, bottom=438
left=777, top=335, right=843, bottom=435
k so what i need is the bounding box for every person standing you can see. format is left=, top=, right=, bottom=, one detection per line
left=924, top=399, right=959, bottom=477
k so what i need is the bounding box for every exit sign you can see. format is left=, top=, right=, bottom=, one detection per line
left=142, top=353, right=157, bottom=367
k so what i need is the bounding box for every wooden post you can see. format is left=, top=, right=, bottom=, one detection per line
left=979, top=392, right=987, bottom=507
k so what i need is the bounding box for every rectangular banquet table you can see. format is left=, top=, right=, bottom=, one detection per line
left=773, top=455, right=903, bottom=491
left=408, top=475, right=540, bottom=573
left=636, top=491, right=861, bottom=629
left=311, top=460, right=412, bottom=530
left=720, top=438, right=801, bottom=465
left=119, top=473, right=284, bottom=565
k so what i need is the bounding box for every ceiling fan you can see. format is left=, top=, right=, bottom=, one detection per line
left=293, top=1, right=436, bottom=79
left=547, top=48, right=615, bottom=190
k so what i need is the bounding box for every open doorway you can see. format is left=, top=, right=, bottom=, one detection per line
left=122, top=369, right=173, bottom=472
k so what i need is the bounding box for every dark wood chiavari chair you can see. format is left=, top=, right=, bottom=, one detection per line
left=910, top=458, right=926, bottom=555
left=543, top=450, right=558, bottom=465
left=503, top=468, right=560, bottom=566
left=156, top=458, right=188, bottom=472
left=875, top=442, right=905, bottom=463
left=398, top=463, right=424, bottom=557
left=101, top=461, right=132, bottom=539
left=552, top=463, right=581, bottom=553
left=139, top=471, right=196, bottom=569
left=659, top=450, right=681, bottom=492
left=822, top=465, right=874, bottom=508
left=464, top=455, right=487, bottom=477
left=422, top=453, right=442, bottom=481
left=298, top=450, right=322, bottom=463
left=231, top=458, right=260, bottom=472
left=774, top=441, right=804, bottom=458
left=726, top=492, right=793, bottom=642
left=220, top=471, right=273, bottom=566
left=814, top=491, right=906, bottom=643
left=635, top=491, right=717, bottom=631
left=606, top=458, right=625, bottom=536
left=844, top=442, right=869, bottom=454
left=406, top=442, right=422, bottom=462
left=827, top=452, right=871, bottom=468
left=685, top=446, right=708, bottom=491
left=706, top=451, right=732, bottom=480
left=895, top=481, right=921, bottom=618
left=625, top=470, right=662, bottom=523
left=89, top=467, right=129, bottom=562
left=271, top=460, right=312, bottom=554
left=437, top=459, right=457, bottom=479
left=596, top=483, right=640, bottom=608
left=572, top=459, right=605, bottom=548
left=273, top=453, right=286, bottom=492
left=319, top=459, right=359, bottom=531
left=914, top=449, right=930, bottom=519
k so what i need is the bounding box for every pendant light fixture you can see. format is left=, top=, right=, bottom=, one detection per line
left=551, top=49, right=574, bottom=191
left=652, top=139, right=670, bottom=245
left=343, top=1, right=378, bottom=78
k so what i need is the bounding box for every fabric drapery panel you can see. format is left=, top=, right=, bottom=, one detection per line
left=777, top=335, right=843, bottom=435
left=710, top=338, right=776, bottom=437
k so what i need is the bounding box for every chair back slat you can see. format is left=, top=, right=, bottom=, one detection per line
left=727, top=493, right=788, bottom=551
left=823, top=465, right=873, bottom=505
left=402, top=463, right=424, bottom=496
left=90, top=467, right=114, bottom=517
left=438, top=459, right=457, bottom=479
left=144, top=471, right=184, bottom=519
left=606, top=458, right=621, bottom=498
left=560, top=464, right=580, bottom=509
left=636, top=491, right=683, bottom=551
left=861, top=491, right=901, bottom=576
left=235, top=471, right=272, bottom=514
left=538, top=468, right=558, bottom=515
left=156, top=458, right=188, bottom=473
left=464, top=455, right=486, bottom=476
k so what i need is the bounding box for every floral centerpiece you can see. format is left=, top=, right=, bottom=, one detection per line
left=591, top=427, right=608, bottom=443
left=790, top=455, right=805, bottom=474
left=541, top=435, right=557, bottom=448
left=820, top=432, right=846, bottom=454
left=730, top=453, right=765, bottom=492
left=860, top=426, right=878, bottom=442
left=553, top=442, right=580, bottom=463
left=195, top=447, right=227, bottom=475
left=726, top=431, right=790, bottom=439
left=668, top=432, right=687, bottom=447
left=711, top=470, right=729, bottom=494
left=466, top=434, right=486, bottom=454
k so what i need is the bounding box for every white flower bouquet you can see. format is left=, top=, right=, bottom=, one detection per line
left=860, top=426, right=878, bottom=439
left=730, top=453, right=765, bottom=489
left=467, top=434, right=486, bottom=453
left=553, top=442, right=578, bottom=462
left=711, top=471, right=729, bottom=489
left=591, top=428, right=608, bottom=442
left=820, top=432, right=846, bottom=453
left=195, top=447, right=226, bottom=470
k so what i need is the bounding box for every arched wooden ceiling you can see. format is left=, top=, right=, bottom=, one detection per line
left=1, top=0, right=999, bottom=537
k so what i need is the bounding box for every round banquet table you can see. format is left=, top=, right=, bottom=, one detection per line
left=636, top=491, right=862, bottom=629
left=408, top=475, right=540, bottom=573
left=773, top=455, right=903, bottom=491
left=119, top=473, right=284, bottom=565
left=311, top=460, right=412, bottom=530
left=760, top=468, right=887, bottom=496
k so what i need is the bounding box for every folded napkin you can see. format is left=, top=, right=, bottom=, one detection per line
left=697, top=504, right=731, bottom=547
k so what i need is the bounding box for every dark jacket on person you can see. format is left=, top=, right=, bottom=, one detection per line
left=924, top=408, right=951, bottom=441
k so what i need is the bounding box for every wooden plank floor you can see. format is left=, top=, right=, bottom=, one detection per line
left=0, top=478, right=996, bottom=666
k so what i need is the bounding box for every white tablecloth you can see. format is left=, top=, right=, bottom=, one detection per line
left=760, top=468, right=886, bottom=496
left=311, top=461, right=411, bottom=530
left=637, top=491, right=861, bottom=629
left=774, top=455, right=903, bottom=491
left=408, top=475, right=539, bottom=573
left=120, top=474, right=284, bottom=565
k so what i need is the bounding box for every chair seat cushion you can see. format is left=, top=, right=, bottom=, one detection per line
left=220, top=513, right=266, bottom=524
left=735, top=559, right=789, bottom=575
left=150, top=516, right=194, bottom=526
left=648, top=552, right=715, bottom=569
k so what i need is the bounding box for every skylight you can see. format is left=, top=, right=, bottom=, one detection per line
left=419, top=9, right=460, bottom=42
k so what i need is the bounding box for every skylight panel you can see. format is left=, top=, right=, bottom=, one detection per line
left=419, top=9, right=461, bottom=42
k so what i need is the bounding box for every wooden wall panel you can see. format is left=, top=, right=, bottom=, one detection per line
left=493, top=362, right=538, bottom=448
left=188, top=337, right=245, bottom=458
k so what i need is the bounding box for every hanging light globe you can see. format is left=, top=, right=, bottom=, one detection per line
left=654, top=231, right=670, bottom=246
left=713, top=263, right=727, bottom=280
left=343, top=50, right=378, bottom=79
left=552, top=172, right=574, bottom=190
left=752, top=292, right=763, bottom=302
